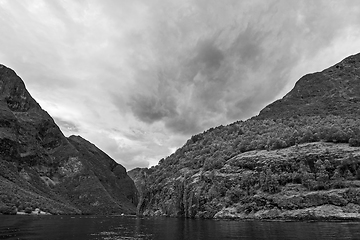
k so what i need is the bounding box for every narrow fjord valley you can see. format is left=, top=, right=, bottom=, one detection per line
left=4, top=1, right=360, bottom=240
left=0, top=64, right=138, bottom=215
left=129, top=53, right=360, bottom=220
left=1, top=52, right=360, bottom=221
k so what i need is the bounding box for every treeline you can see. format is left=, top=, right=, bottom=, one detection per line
left=158, top=114, right=360, bottom=172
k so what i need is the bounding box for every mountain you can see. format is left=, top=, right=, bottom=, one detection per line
left=0, top=64, right=138, bottom=215
left=129, top=53, right=360, bottom=220
left=257, top=53, right=360, bottom=119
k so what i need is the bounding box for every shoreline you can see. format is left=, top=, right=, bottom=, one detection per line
left=2, top=213, right=360, bottom=223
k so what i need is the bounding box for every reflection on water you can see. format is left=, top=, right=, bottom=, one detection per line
left=0, top=215, right=360, bottom=240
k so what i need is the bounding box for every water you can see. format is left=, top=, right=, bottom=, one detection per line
left=0, top=215, right=359, bottom=240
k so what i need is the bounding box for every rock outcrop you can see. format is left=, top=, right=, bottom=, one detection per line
left=130, top=53, right=360, bottom=220
left=0, top=64, right=138, bottom=215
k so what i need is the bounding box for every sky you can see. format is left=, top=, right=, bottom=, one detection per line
left=1, top=0, right=360, bottom=170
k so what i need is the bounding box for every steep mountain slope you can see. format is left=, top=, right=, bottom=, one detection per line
left=0, top=64, right=138, bottom=215
left=127, top=167, right=152, bottom=214
left=258, top=53, right=360, bottom=119
left=130, top=53, right=360, bottom=220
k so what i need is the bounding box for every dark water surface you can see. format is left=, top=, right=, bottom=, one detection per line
left=0, top=215, right=360, bottom=240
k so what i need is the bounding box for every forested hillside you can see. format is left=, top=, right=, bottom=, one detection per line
left=130, top=53, right=360, bottom=220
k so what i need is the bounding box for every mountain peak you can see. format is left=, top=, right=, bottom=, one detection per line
left=0, top=64, right=40, bottom=112
left=257, top=53, right=360, bottom=119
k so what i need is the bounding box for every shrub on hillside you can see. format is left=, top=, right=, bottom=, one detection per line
left=0, top=204, right=17, bottom=215
left=349, top=138, right=360, bottom=147
left=24, top=207, right=33, bottom=214
left=203, top=157, right=224, bottom=171
left=268, top=138, right=287, bottom=150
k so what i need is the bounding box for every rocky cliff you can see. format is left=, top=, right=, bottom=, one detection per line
left=130, top=53, right=360, bottom=220
left=0, top=64, right=138, bottom=215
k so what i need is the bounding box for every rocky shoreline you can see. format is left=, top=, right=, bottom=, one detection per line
left=214, top=204, right=360, bottom=221
left=139, top=184, right=360, bottom=221
left=141, top=204, right=360, bottom=221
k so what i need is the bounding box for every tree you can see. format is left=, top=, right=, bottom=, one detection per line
left=316, top=165, right=330, bottom=189
left=240, top=173, right=257, bottom=196
left=268, top=138, right=287, bottom=150
left=225, top=186, right=244, bottom=204
left=349, top=138, right=360, bottom=147
left=344, top=169, right=354, bottom=180
left=300, top=162, right=316, bottom=190
left=260, top=169, right=280, bottom=193
left=0, top=204, right=17, bottom=215
left=331, top=167, right=344, bottom=188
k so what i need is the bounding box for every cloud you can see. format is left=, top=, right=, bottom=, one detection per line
left=194, top=40, right=224, bottom=70
left=121, top=0, right=360, bottom=136
left=53, top=117, right=80, bottom=134
left=165, top=110, right=202, bottom=135
left=129, top=92, right=178, bottom=124
left=2, top=0, right=360, bottom=169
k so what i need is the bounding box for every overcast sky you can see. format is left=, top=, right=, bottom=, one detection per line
left=1, top=0, right=360, bottom=170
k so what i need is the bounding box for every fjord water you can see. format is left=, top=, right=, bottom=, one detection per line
left=0, top=215, right=359, bottom=240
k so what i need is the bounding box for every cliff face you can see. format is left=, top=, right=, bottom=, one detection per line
left=0, top=64, right=138, bottom=215
left=131, top=53, right=360, bottom=220
left=137, top=142, right=360, bottom=220
left=127, top=167, right=152, bottom=214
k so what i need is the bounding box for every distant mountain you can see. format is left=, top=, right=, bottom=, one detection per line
left=0, top=64, right=138, bottom=215
left=129, top=53, right=360, bottom=220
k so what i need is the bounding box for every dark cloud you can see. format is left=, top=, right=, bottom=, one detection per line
left=227, top=26, right=265, bottom=69
left=121, top=0, right=360, bottom=139
left=129, top=94, right=178, bottom=124
left=194, top=40, right=224, bottom=69
left=165, top=111, right=202, bottom=135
